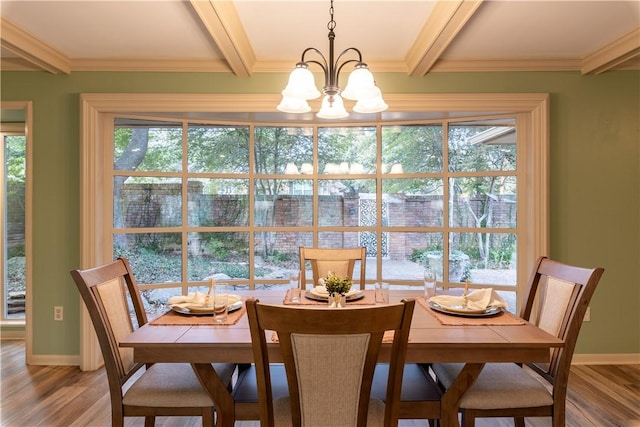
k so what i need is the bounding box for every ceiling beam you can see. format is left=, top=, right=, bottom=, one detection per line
left=0, top=18, right=70, bottom=74
left=188, top=0, right=255, bottom=77
left=581, top=27, right=640, bottom=75
left=405, top=0, right=483, bottom=77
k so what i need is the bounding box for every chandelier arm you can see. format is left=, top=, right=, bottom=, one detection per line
left=335, top=47, right=364, bottom=65
left=332, top=47, right=365, bottom=88
left=301, top=47, right=328, bottom=72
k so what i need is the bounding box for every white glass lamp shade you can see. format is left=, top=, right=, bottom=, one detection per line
left=277, top=96, right=311, bottom=113
left=353, top=87, right=388, bottom=113
left=317, top=95, right=349, bottom=119
left=281, top=66, right=321, bottom=100
left=341, top=66, right=378, bottom=100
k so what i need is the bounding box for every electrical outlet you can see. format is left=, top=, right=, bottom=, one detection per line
left=583, top=306, right=591, bottom=322
left=54, top=306, right=63, bottom=321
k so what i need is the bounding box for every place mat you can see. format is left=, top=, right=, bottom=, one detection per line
left=416, top=297, right=527, bottom=326
left=271, top=330, right=398, bottom=343
left=283, top=289, right=376, bottom=305
left=149, top=302, right=246, bottom=326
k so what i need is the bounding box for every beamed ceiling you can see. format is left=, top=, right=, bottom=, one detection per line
left=1, top=0, right=639, bottom=76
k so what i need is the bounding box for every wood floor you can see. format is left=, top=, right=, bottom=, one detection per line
left=1, top=340, right=639, bottom=427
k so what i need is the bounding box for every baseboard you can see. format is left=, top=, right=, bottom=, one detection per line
left=0, top=330, right=25, bottom=340
left=572, top=353, right=640, bottom=365
left=28, top=354, right=81, bottom=366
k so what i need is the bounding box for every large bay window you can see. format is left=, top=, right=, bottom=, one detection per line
left=79, top=93, right=548, bottom=367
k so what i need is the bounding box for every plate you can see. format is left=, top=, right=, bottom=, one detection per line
left=169, top=300, right=243, bottom=316
left=427, top=300, right=503, bottom=317
left=305, top=288, right=365, bottom=302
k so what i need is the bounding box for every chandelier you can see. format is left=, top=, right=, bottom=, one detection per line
left=277, top=0, right=388, bottom=119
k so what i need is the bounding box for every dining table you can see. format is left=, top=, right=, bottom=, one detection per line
left=120, top=288, right=563, bottom=427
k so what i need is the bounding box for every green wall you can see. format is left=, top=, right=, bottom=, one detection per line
left=1, top=70, right=638, bottom=358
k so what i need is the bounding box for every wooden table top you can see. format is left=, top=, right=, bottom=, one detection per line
left=121, top=289, right=563, bottom=365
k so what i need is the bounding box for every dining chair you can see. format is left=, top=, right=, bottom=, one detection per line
left=431, top=256, right=604, bottom=427
left=70, top=257, right=237, bottom=427
left=299, top=246, right=367, bottom=289
left=299, top=246, right=442, bottom=426
left=241, top=298, right=415, bottom=427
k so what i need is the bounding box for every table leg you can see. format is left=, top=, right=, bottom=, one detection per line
left=439, top=362, right=485, bottom=427
left=192, top=363, right=235, bottom=427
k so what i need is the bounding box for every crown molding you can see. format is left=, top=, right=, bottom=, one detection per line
left=431, top=58, right=584, bottom=72
left=582, top=27, right=640, bottom=75
left=70, top=58, right=231, bottom=72
left=0, top=18, right=70, bottom=74
left=4, top=57, right=637, bottom=74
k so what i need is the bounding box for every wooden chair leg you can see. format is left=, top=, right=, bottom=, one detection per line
left=202, top=407, right=214, bottom=426
left=462, top=410, right=475, bottom=427
left=515, top=416, right=525, bottom=427
left=144, top=416, right=155, bottom=427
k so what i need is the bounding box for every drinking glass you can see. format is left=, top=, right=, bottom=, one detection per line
left=423, top=268, right=437, bottom=299
left=213, top=283, right=229, bottom=322
left=289, top=271, right=301, bottom=302
left=375, top=282, right=389, bottom=304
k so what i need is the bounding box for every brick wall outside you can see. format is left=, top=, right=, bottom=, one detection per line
left=116, top=183, right=515, bottom=259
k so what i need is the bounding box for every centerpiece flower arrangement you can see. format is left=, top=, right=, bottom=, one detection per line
left=323, top=273, right=352, bottom=308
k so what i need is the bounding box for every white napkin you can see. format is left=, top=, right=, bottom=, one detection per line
left=429, top=288, right=508, bottom=311
left=167, top=292, right=241, bottom=309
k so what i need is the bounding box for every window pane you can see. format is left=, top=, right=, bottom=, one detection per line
left=253, top=231, right=312, bottom=279
left=114, top=177, right=182, bottom=228
left=449, top=176, right=517, bottom=228
left=449, top=121, right=516, bottom=173
left=254, top=126, right=313, bottom=174
left=114, top=120, right=182, bottom=172
left=319, top=179, right=375, bottom=227
left=497, top=290, right=517, bottom=314
left=254, top=180, right=313, bottom=226
left=188, top=125, right=249, bottom=174
left=382, top=124, right=443, bottom=173
left=385, top=232, right=443, bottom=281
left=187, top=179, right=248, bottom=227
left=187, top=232, right=250, bottom=281
left=319, top=126, right=376, bottom=175
left=142, top=286, right=184, bottom=320
left=450, top=232, right=517, bottom=286
left=4, top=135, right=26, bottom=319
left=383, top=178, right=443, bottom=227
left=107, top=113, right=529, bottom=294
left=113, top=233, right=182, bottom=283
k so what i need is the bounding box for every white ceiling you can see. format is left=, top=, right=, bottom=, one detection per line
left=1, top=0, right=639, bottom=77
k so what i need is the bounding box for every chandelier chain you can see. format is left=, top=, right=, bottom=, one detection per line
left=328, top=0, right=336, bottom=31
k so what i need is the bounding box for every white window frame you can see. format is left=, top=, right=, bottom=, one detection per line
left=78, top=93, right=549, bottom=370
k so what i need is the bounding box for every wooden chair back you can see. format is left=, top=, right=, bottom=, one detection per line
left=246, top=298, right=415, bottom=427
left=299, top=246, right=367, bottom=289
left=70, top=258, right=149, bottom=421
left=71, top=257, right=228, bottom=427
left=519, top=256, right=604, bottom=402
